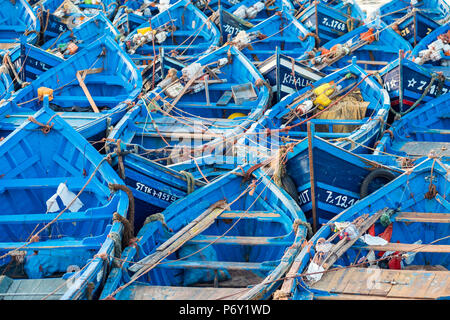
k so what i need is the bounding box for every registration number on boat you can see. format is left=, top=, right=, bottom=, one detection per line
left=223, top=24, right=243, bottom=37
left=321, top=17, right=346, bottom=32
left=297, top=188, right=357, bottom=209
left=135, top=182, right=179, bottom=203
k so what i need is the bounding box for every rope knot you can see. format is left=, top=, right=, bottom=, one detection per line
left=27, top=115, right=56, bottom=134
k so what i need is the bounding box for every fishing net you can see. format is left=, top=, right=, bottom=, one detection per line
left=314, top=90, right=369, bottom=133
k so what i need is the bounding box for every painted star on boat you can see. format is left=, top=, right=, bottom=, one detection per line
left=407, top=78, right=417, bottom=87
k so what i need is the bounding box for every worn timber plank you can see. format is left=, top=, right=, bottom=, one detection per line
left=395, top=212, right=450, bottom=223
left=311, top=268, right=450, bottom=299
left=130, top=285, right=248, bottom=300
left=359, top=243, right=450, bottom=253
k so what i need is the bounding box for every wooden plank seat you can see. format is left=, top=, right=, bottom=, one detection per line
left=400, top=141, right=450, bottom=157
left=395, top=212, right=450, bottom=223
left=178, top=102, right=255, bottom=110
left=0, top=177, right=94, bottom=190
left=354, top=243, right=450, bottom=253
left=0, top=276, right=66, bottom=300
left=128, top=285, right=248, bottom=300
left=158, top=234, right=292, bottom=246
left=310, top=267, right=450, bottom=299
left=218, top=210, right=281, bottom=219
left=0, top=211, right=112, bottom=225
left=155, top=260, right=275, bottom=272
left=0, top=239, right=102, bottom=251
left=411, top=129, right=450, bottom=135
left=51, top=95, right=129, bottom=105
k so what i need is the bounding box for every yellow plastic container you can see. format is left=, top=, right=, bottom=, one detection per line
left=37, top=87, right=54, bottom=101
left=137, top=27, right=152, bottom=35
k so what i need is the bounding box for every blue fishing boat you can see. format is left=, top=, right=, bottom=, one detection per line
left=275, top=157, right=450, bottom=300
left=374, top=93, right=450, bottom=163
left=228, top=10, right=314, bottom=63
left=295, top=0, right=365, bottom=46
left=100, top=164, right=308, bottom=300
left=0, top=102, right=129, bottom=300
left=107, top=44, right=269, bottom=166
left=257, top=49, right=325, bottom=103
left=284, top=132, right=403, bottom=231
left=0, top=35, right=142, bottom=141
left=0, top=0, right=40, bottom=47
left=410, top=22, right=450, bottom=77
left=123, top=0, right=221, bottom=66
left=241, top=58, right=390, bottom=157
left=41, top=12, right=120, bottom=58
left=380, top=51, right=449, bottom=118
left=0, top=41, right=63, bottom=91
left=377, top=0, right=449, bottom=26
left=308, top=19, right=412, bottom=74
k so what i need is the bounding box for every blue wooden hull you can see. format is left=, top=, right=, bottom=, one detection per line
left=123, top=0, right=220, bottom=66
left=240, top=60, right=390, bottom=158
left=41, top=12, right=120, bottom=58
left=285, top=134, right=403, bottom=227
left=280, top=158, right=450, bottom=300
left=0, top=0, right=40, bottom=45
left=107, top=44, right=269, bottom=165
left=310, top=19, right=412, bottom=74
left=100, top=165, right=308, bottom=300
left=0, top=35, right=142, bottom=141
left=374, top=93, right=450, bottom=163
left=296, top=1, right=365, bottom=46
left=0, top=103, right=129, bottom=300
left=380, top=53, right=450, bottom=117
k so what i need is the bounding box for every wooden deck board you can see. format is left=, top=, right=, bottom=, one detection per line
left=400, top=141, right=450, bottom=157
left=310, top=268, right=450, bottom=299
left=359, top=243, right=450, bottom=253
left=130, top=285, right=248, bottom=300
left=395, top=212, right=450, bottom=223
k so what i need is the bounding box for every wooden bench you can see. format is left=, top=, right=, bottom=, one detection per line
left=129, top=285, right=248, bottom=300
left=395, top=212, right=450, bottom=224
left=355, top=243, right=450, bottom=253
left=311, top=267, right=450, bottom=299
